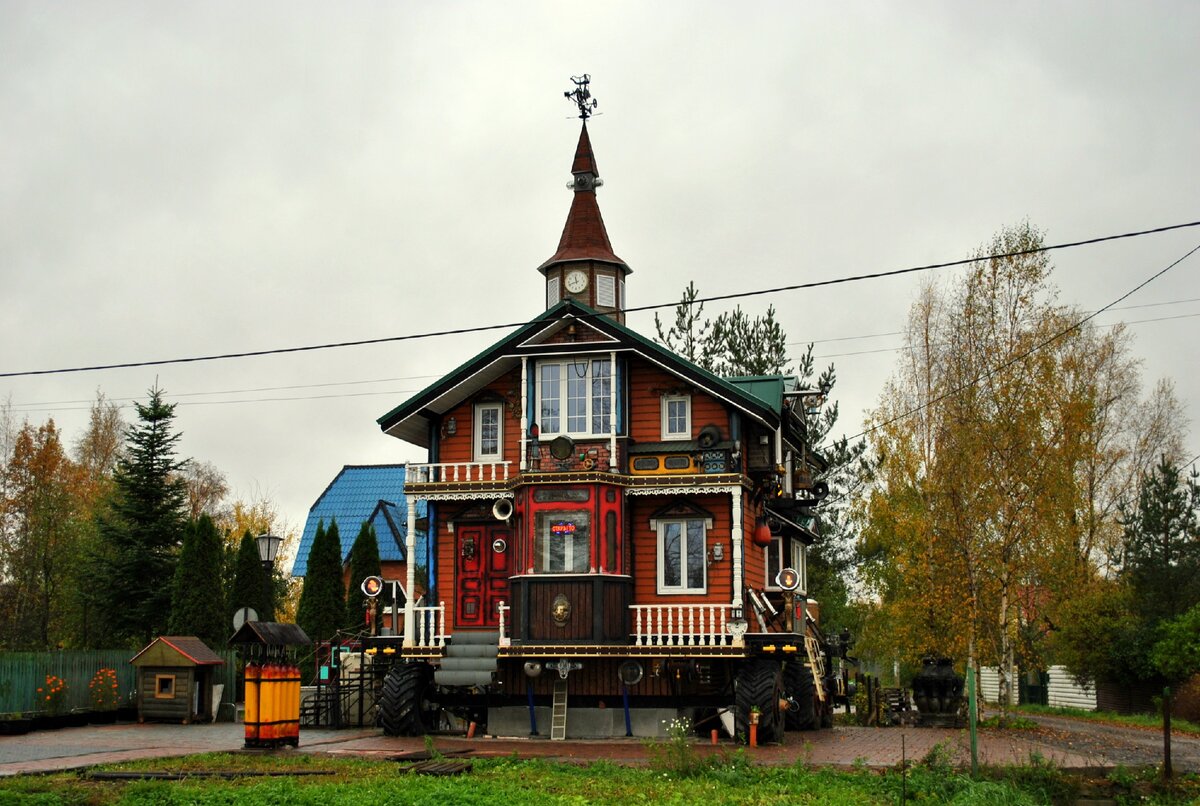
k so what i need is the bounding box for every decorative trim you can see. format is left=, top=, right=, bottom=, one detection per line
left=627, top=485, right=734, bottom=496
left=418, top=491, right=515, bottom=502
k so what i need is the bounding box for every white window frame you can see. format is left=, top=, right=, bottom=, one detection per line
left=473, top=402, right=504, bottom=460
left=534, top=510, right=591, bottom=574
left=661, top=394, right=691, bottom=441
left=765, top=536, right=806, bottom=594
left=536, top=358, right=612, bottom=438
left=654, top=517, right=710, bottom=594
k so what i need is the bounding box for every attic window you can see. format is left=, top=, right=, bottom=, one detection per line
left=474, top=402, right=503, bottom=460
left=661, top=395, right=691, bottom=440
left=537, top=358, right=611, bottom=437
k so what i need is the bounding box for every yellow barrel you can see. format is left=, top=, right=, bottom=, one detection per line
left=244, top=663, right=260, bottom=743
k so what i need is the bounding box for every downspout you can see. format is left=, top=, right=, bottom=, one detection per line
left=731, top=485, right=744, bottom=609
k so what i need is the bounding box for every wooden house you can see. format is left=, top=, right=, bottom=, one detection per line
left=130, top=636, right=226, bottom=724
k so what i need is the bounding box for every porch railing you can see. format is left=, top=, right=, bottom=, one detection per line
left=410, top=602, right=447, bottom=648
left=408, top=461, right=512, bottom=484
left=630, top=604, right=738, bottom=647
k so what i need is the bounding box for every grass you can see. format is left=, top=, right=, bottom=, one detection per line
left=1014, top=703, right=1200, bottom=736
left=3, top=749, right=1195, bottom=806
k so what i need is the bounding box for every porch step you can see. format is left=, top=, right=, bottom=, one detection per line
left=550, top=680, right=568, bottom=741
left=435, top=631, right=500, bottom=688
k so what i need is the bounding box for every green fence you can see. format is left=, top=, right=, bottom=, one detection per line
left=0, top=649, right=240, bottom=715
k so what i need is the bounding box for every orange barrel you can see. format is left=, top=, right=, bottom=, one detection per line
left=266, top=661, right=278, bottom=741
left=289, top=663, right=300, bottom=740
left=261, top=662, right=274, bottom=742
left=244, top=663, right=260, bottom=744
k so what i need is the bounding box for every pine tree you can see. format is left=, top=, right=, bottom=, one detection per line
left=91, top=386, right=189, bottom=646
left=345, top=522, right=382, bottom=632
left=229, top=530, right=273, bottom=624
left=296, top=519, right=345, bottom=641
left=168, top=515, right=227, bottom=647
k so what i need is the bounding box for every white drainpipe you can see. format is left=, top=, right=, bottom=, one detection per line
left=404, top=493, right=417, bottom=644
left=731, top=485, right=744, bottom=609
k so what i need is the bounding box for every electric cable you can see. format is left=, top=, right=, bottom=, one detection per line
left=2, top=219, right=1197, bottom=380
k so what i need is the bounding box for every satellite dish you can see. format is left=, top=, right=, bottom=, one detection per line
left=233, top=606, right=258, bottom=630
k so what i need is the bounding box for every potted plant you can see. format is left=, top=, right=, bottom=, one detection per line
left=88, top=668, right=120, bottom=724
left=33, top=675, right=68, bottom=730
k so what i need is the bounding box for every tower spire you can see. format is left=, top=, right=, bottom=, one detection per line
left=538, top=76, right=631, bottom=323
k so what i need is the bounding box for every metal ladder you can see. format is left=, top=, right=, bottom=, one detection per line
left=550, top=680, right=568, bottom=740
left=804, top=633, right=828, bottom=702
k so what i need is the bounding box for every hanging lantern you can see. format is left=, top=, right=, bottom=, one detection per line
left=752, top=518, right=773, bottom=547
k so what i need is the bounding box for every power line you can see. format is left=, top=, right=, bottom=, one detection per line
left=3, top=219, right=1198, bottom=380
left=842, top=240, right=1200, bottom=445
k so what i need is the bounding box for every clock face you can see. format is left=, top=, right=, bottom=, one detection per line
left=565, top=270, right=588, bottom=294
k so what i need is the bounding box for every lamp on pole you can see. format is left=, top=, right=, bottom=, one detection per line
left=256, top=533, right=283, bottom=570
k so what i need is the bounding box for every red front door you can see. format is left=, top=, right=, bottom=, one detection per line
left=456, top=524, right=510, bottom=629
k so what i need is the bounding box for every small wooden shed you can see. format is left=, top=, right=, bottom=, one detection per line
left=130, top=636, right=226, bottom=724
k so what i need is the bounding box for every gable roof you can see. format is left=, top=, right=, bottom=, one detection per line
left=291, top=464, right=427, bottom=577
left=377, top=299, right=788, bottom=447
left=130, top=636, right=225, bottom=667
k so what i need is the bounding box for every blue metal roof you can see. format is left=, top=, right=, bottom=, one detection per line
left=291, top=464, right=427, bottom=577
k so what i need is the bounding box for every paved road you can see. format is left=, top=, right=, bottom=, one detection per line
left=0, top=715, right=1193, bottom=777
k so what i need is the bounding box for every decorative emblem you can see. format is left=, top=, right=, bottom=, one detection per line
left=551, top=594, right=572, bottom=627
left=564, top=74, right=598, bottom=120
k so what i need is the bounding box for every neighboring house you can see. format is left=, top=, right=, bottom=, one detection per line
left=291, top=464, right=428, bottom=594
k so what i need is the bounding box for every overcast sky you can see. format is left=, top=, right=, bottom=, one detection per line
left=2, top=2, right=1197, bottom=561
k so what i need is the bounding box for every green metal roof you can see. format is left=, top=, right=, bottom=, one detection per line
left=726, top=376, right=789, bottom=414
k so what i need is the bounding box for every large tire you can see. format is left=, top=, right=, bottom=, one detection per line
left=734, top=659, right=784, bottom=744
left=784, top=659, right=816, bottom=731
left=378, top=662, right=433, bottom=736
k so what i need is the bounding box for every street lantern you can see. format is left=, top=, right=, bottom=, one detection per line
left=256, top=533, right=283, bottom=570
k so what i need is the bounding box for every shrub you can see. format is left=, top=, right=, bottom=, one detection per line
left=89, top=668, right=120, bottom=711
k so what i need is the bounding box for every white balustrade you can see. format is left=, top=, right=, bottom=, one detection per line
left=408, top=461, right=511, bottom=484
left=497, top=600, right=510, bottom=647
left=629, top=604, right=735, bottom=647
left=409, top=602, right=447, bottom=648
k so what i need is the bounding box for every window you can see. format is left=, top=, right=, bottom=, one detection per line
left=474, top=402, right=503, bottom=460
left=538, top=358, right=612, bottom=437
left=661, top=395, right=691, bottom=440
left=596, top=274, right=616, bottom=307
left=547, top=276, right=560, bottom=309
left=657, top=518, right=707, bottom=593
left=765, top=537, right=806, bottom=593
left=534, top=510, right=591, bottom=573
left=154, top=674, right=176, bottom=699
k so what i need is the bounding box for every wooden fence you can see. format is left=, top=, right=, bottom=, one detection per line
left=0, top=649, right=239, bottom=715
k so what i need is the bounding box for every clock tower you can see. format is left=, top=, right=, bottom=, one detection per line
left=538, top=76, right=631, bottom=323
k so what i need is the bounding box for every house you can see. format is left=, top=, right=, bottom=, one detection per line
left=291, top=464, right=428, bottom=596
left=367, top=90, right=843, bottom=741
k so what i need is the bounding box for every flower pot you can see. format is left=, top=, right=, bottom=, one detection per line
left=0, top=719, right=33, bottom=736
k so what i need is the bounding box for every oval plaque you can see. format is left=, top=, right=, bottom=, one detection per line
left=551, top=594, right=571, bottom=627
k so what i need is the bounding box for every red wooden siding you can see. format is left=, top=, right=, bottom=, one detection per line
left=437, top=373, right=523, bottom=467
left=628, top=494, right=733, bottom=607
left=624, top=358, right=731, bottom=443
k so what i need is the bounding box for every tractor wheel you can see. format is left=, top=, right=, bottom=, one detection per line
left=734, top=659, right=784, bottom=744
left=378, top=662, right=434, bottom=736
left=784, top=659, right=816, bottom=731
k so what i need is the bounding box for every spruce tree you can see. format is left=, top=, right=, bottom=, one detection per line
left=229, top=530, right=273, bottom=623
left=168, top=515, right=227, bottom=647
left=91, top=386, right=189, bottom=646
left=296, top=519, right=345, bottom=641
left=345, top=522, right=382, bottom=632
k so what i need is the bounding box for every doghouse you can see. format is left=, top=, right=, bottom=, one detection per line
left=130, top=636, right=226, bottom=724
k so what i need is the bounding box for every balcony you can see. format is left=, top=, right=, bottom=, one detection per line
left=406, top=461, right=512, bottom=492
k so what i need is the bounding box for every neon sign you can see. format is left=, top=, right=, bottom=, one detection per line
left=550, top=521, right=577, bottom=536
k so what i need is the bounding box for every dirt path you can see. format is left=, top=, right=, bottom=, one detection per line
left=1011, top=712, right=1200, bottom=771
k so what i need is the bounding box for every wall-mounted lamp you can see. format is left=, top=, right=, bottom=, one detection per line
left=708, top=542, right=725, bottom=563
left=441, top=416, right=457, bottom=439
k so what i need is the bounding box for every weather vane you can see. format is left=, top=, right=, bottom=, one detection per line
left=564, top=74, right=598, bottom=120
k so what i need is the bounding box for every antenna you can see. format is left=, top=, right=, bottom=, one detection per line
left=564, top=74, right=599, bottom=120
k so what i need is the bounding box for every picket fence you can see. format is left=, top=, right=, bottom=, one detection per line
left=0, top=649, right=239, bottom=715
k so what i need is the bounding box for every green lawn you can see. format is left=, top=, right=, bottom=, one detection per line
left=3, top=749, right=1197, bottom=806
